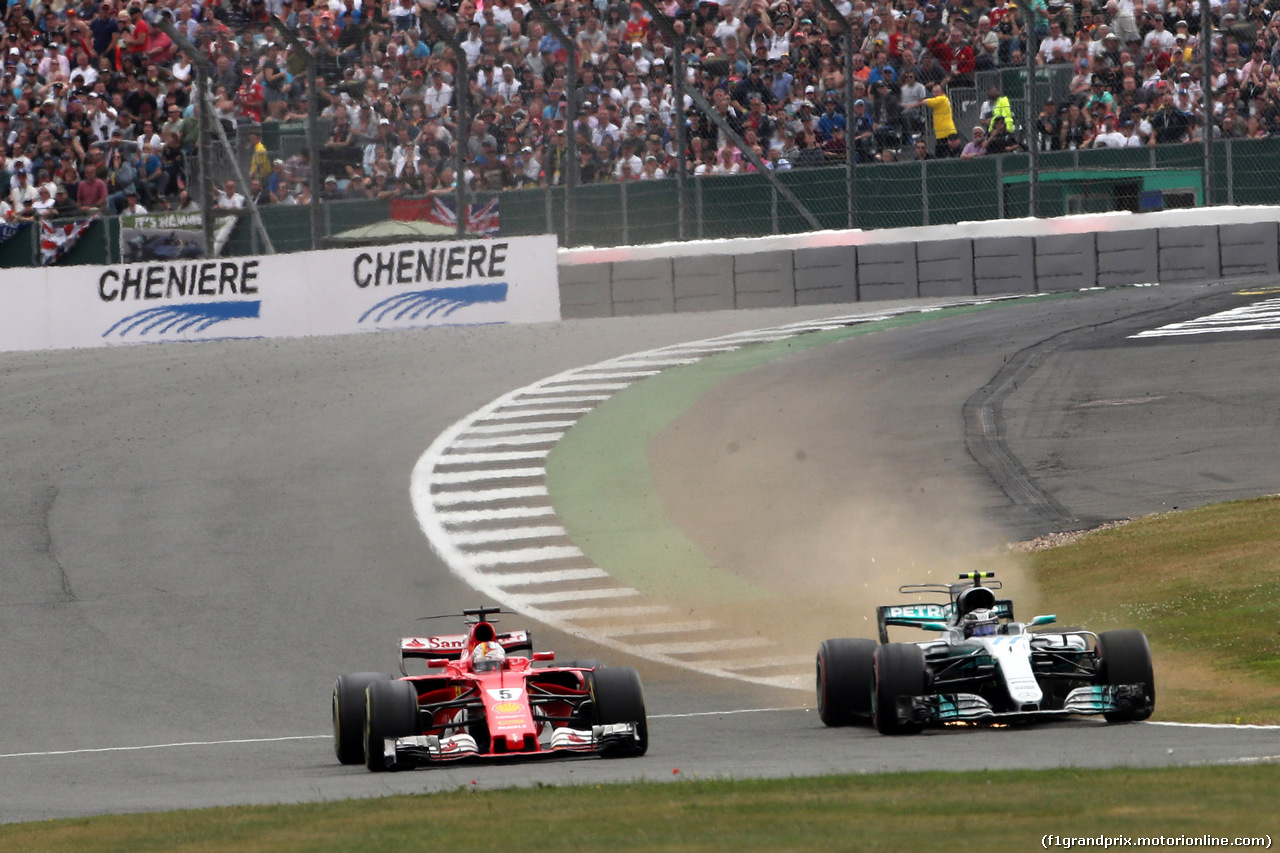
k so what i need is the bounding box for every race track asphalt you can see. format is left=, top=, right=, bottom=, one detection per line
left=2, top=281, right=1278, bottom=824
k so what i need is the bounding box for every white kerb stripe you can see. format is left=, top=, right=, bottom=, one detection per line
left=720, top=655, right=815, bottom=671
left=484, top=568, right=609, bottom=586
left=451, top=434, right=565, bottom=448
left=431, top=486, right=548, bottom=506
left=501, top=395, right=610, bottom=405
left=465, top=545, right=583, bottom=565
left=464, top=421, right=577, bottom=434
left=564, top=371, right=661, bottom=380
left=595, top=621, right=717, bottom=637
left=437, top=506, right=555, bottom=524
left=630, top=638, right=774, bottom=655
left=532, top=604, right=673, bottom=620
left=440, top=450, right=549, bottom=464
left=605, top=358, right=700, bottom=368
left=430, top=468, right=545, bottom=485
left=448, top=525, right=567, bottom=546
left=476, top=408, right=592, bottom=420
left=513, top=587, right=642, bottom=605
left=520, top=384, right=631, bottom=394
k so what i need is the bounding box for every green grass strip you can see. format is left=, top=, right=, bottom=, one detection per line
left=5, top=764, right=1277, bottom=852
left=546, top=300, right=1038, bottom=602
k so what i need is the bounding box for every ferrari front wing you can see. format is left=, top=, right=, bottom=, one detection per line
left=376, top=723, right=641, bottom=767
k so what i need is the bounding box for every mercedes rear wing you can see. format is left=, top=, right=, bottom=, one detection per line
left=877, top=601, right=1014, bottom=644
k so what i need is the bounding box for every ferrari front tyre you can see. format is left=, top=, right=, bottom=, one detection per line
left=817, top=638, right=876, bottom=727
left=1097, top=629, right=1155, bottom=722
left=364, top=678, right=419, bottom=772
left=872, top=643, right=928, bottom=735
left=590, top=666, right=649, bottom=756
left=332, top=672, right=392, bottom=765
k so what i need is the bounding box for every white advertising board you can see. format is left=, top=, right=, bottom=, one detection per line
left=0, top=234, right=560, bottom=353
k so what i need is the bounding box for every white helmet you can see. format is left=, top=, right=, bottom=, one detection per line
left=964, top=608, right=999, bottom=637
left=470, top=641, right=506, bottom=672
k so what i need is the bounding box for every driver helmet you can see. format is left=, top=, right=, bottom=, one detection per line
left=470, top=641, right=506, bottom=672
left=964, top=608, right=999, bottom=637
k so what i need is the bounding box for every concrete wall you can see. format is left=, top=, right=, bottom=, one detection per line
left=558, top=215, right=1280, bottom=318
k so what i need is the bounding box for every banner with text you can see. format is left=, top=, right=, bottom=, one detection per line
left=0, top=234, right=559, bottom=352
left=120, top=212, right=238, bottom=261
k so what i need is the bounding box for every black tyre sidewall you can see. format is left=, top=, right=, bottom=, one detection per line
left=590, top=666, right=648, bottom=756
left=872, top=643, right=928, bottom=735
left=817, top=638, right=877, bottom=727
left=1097, top=629, right=1155, bottom=722
left=332, top=672, right=391, bottom=765
left=364, top=679, right=419, bottom=772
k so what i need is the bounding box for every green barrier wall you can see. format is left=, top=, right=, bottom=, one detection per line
left=11, top=138, right=1280, bottom=267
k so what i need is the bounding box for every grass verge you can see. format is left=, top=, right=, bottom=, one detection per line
left=1029, top=495, right=1280, bottom=724
left=4, top=764, right=1277, bottom=852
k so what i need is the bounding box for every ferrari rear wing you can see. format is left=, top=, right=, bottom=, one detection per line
left=399, top=629, right=533, bottom=662
left=877, top=601, right=1014, bottom=644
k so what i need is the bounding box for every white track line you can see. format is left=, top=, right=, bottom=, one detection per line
left=0, top=736, right=329, bottom=759
left=10, top=713, right=1267, bottom=761
left=1146, top=721, right=1280, bottom=730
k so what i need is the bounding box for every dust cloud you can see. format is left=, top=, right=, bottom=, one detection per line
left=647, top=345, right=1043, bottom=660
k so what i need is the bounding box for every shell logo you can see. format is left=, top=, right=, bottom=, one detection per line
left=494, top=702, right=523, bottom=713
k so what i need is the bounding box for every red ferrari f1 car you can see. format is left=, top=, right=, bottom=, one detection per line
left=332, top=607, right=648, bottom=772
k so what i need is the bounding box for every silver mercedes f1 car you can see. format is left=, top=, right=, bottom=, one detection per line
left=817, top=572, right=1155, bottom=734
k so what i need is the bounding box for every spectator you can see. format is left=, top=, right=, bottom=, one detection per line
left=119, top=188, right=148, bottom=215
left=961, top=124, right=987, bottom=157
left=104, top=149, right=138, bottom=214
left=984, top=115, right=1023, bottom=152
left=922, top=83, right=957, bottom=156
left=77, top=166, right=108, bottom=212
left=215, top=179, right=246, bottom=209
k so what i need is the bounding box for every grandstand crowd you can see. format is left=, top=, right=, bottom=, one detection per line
left=3, top=0, right=1278, bottom=218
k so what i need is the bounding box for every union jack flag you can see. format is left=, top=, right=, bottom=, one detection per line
left=424, top=196, right=501, bottom=237
left=40, top=216, right=97, bottom=266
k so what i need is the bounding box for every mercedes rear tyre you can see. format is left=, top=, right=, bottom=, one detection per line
left=1097, top=629, right=1155, bottom=722
left=364, top=678, right=419, bottom=772
left=590, top=666, right=648, bottom=756
left=872, top=643, right=928, bottom=735
left=817, top=638, right=876, bottom=727
left=332, top=672, right=392, bottom=765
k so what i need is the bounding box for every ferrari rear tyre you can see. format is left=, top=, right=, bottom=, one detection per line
left=1097, top=629, right=1155, bottom=722
left=364, top=679, right=419, bottom=772
left=563, top=659, right=606, bottom=670
left=817, top=638, right=876, bottom=727
left=332, top=672, right=392, bottom=765
left=872, top=643, right=928, bottom=735
left=590, top=666, right=648, bottom=756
